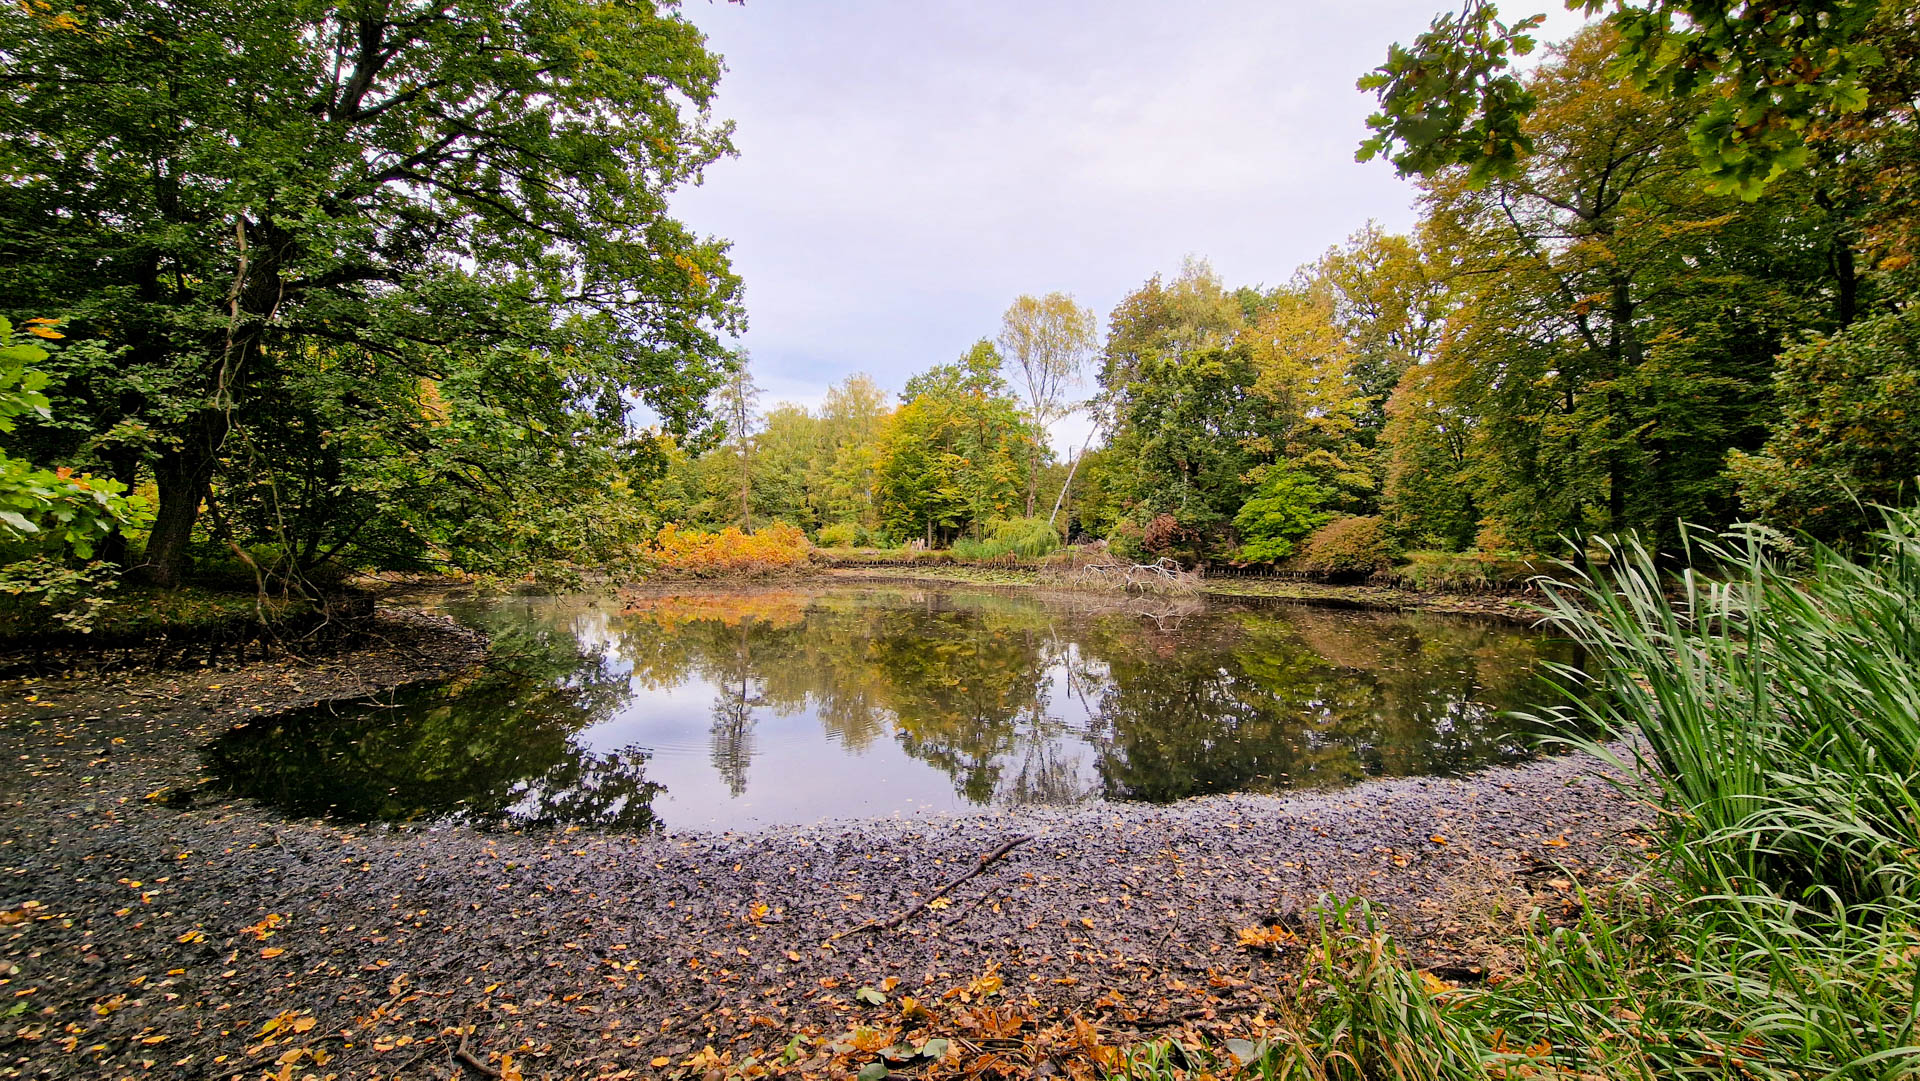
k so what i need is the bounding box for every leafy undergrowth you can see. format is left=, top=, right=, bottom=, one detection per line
left=0, top=583, right=316, bottom=646
left=822, top=564, right=1531, bottom=618
left=823, top=564, right=1041, bottom=586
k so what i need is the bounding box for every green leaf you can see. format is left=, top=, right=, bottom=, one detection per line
left=856, top=1063, right=889, bottom=1081
left=854, top=985, right=886, bottom=1006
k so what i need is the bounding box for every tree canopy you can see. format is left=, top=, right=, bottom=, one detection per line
left=1, top=0, right=741, bottom=586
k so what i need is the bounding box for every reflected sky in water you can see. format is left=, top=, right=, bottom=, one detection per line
left=207, top=586, right=1579, bottom=831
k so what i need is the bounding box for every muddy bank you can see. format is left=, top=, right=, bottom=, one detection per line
left=0, top=609, right=1644, bottom=1080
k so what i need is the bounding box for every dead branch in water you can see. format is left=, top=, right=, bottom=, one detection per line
left=1048, top=556, right=1202, bottom=596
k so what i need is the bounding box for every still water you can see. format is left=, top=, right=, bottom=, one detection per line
left=207, top=586, right=1578, bottom=831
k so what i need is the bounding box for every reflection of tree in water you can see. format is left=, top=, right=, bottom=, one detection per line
left=615, top=589, right=1095, bottom=806
left=1077, top=607, right=1574, bottom=802
left=707, top=620, right=767, bottom=797
left=603, top=587, right=1569, bottom=810
left=207, top=599, right=661, bottom=829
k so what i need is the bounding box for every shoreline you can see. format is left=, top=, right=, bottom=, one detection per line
left=812, top=565, right=1544, bottom=622
left=0, top=602, right=1642, bottom=1079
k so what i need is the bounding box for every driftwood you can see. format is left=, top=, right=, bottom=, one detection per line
left=836, top=835, right=1032, bottom=939
left=1063, top=558, right=1201, bottom=596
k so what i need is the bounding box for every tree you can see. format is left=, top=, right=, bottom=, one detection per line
left=715, top=352, right=761, bottom=530
left=877, top=342, right=1035, bottom=546
left=1407, top=27, right=1831, bottom=551
left=1301, top=225, right=1446, bottom=439
left=813, top=374, right=890, bottom=530
left=751, top=404, right=821, bottom=531
left=1098, top=258, right=1245, bottom=403
left=0, top=0, right=741, bottom=585
left=1242, top=290, right=1375, bottom=508
left=1729, top=307, right=1920, bottom=542
left=1233, top=467, right=1334, bottom=563
left=1360, top=0, right=1886, bottom=198
left=997, top=293, right=1097, bottom=514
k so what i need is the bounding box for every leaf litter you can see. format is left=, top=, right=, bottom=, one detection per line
left=0, top=607, right=1641, bottom=1079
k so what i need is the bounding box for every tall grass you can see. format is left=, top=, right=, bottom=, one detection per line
left=1113, top=507, right=1920, bottom=1081
left=1533, top=512, right=1920, bottom=907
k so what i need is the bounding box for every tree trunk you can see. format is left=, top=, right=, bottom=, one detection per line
left=143, top=441, right=217, bottom=588
left=1832, top=235, right=1858, bottom=326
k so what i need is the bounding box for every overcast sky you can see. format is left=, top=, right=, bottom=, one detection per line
left=672, top=0, right=1589, bottom=450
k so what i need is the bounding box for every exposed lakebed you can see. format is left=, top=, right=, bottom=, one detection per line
left=207, top=585, right=1581, bottom=831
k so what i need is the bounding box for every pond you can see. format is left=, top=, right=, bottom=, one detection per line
left=206, top=585, right=1580, bottom=832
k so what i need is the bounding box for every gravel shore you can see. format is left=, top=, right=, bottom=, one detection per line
left=0, top=607, right=1647, bottom=1080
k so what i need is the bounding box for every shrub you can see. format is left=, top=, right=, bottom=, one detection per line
left=641, top=521, right=811, bottom=578
left=1290, top=516, right=1395, bottom=578
left=815, top=521, right=863, bottom=548
left=1729, top=305, right=1920, bottom=543
left=949, top=517, right=1061, bottom=560
left=1233, top=467, right=1332, bottom=563
left=1379, top=550, right=1540, bottom=592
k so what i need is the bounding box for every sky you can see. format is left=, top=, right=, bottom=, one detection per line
left=671, top=0, right=1591, bottom=452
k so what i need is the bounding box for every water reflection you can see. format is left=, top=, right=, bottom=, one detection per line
left=207, top=587, right=1578, bottom=830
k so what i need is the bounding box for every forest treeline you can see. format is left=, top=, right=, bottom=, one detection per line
left=2, top=1, right=1918, bottom=612
left=671, top=19, right=1920, bottom=567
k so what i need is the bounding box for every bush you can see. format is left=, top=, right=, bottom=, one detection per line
left=1729, top=305, right=1920, bottom=544
left=1233, top=467, right=1332, bottom=563
left=948, top=517, right=1061, bottom=560
left=815, top=521, right=863, bottom=548
left=1379, top=550, right=1540, bottom=592
left=1290, top=516, right=1395, bottom=578
left=641, top=521, right=811, bottom=578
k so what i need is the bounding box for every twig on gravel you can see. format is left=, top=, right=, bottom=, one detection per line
left=835, top=835, right=1031, bottom=939
left=453, top=1024, right=500, bottom=1078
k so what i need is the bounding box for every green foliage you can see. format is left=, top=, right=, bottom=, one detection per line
left=1730, top=305, right=1920, bottom=543
left=1363, top=0, right=1885, bottom=198
left=1390, top=28, right=1829, bottom=554
left=876, top=342, right=1038, bottom=546
left=0, top=319, right=133, bottom=558
left=815, top=522, right=864, bottom=548
left=1291, top=516, right=1396, bottom=578
left=948, top=517, right=1061, bottom=560
left=1356, top=1, right=1544, bottom=183
left=1233, top=468, right=1333, bottom=564
left=1380, top=549, right=1538, bottom=592
left=0, top=0, right=740, bottom=585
